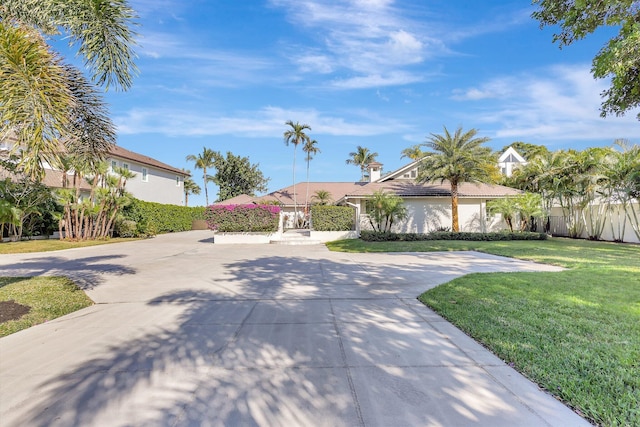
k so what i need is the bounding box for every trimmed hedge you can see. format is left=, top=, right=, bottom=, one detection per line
left=360, top=230, right=549, bottom=242
left=311, top=205, right=355, bottom=231
left=121, top=199, right=206, bottom=236
left=206, top=204, right=280, bottom=232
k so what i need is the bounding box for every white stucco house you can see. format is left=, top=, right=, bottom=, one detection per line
left=219, top=158, right=521, bottom=234
left=1, top=138, right=189, bottom=206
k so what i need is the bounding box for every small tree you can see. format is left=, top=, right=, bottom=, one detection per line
left=312, top=189, right=333, bottom=205
left=211, top=151, right=269, bottom=202
left=367, top=190, right=407, bottom=233
left=487, top=198, right=518, bottom=232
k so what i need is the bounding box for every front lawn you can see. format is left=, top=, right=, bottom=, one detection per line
left=328, top=238, right=640, bottom=426
left=0, top=277, right=93, bottom=337
left=0, top=237, right=141, bottom=255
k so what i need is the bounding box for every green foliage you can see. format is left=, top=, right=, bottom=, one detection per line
left=113, top=218, right=138, bottom=238
left=532, top=0, right=640, bottom=120
left=366, top=190, right=408, bottom=233
left=499, top=142, right=550, bottom=161
left=122, top=199, right=206, bottom=236
left=346, top=145, right=379, bottom=181
left=211, top=151, right=269, bottom=202
left=359, top=230, right=548, bottom=242
left=205, top=204, right=280, bottom=232
left=419, top=126, right=497, bottom=232
left=310, top=205, right=355, bottom=231
left=488, top=193, right=544, bottom=232
left=311, top=189, right=333, bottom=205
left=186, top=147, right=216, bottom=206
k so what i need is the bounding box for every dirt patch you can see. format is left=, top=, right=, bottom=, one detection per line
left=0, top=300, right=31, bottom=323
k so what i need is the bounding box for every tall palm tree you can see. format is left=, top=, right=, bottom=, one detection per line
left=302, top=139, right=320, bottom=211
left=183, top=172, right=201, bottom=207
left=1, top=0, right=137, bottom=179
left=400, top=145, right=425, bottom=161
left=186, top=148, right=216, bottom=206
left=283, top=121, right=311, bottom=225
left=418, top=126, right=496, bottom=232
left=346, top=146, right=379, bottom=181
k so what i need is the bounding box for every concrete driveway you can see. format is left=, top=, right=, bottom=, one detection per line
left=0, top=231, right=588, bottom=426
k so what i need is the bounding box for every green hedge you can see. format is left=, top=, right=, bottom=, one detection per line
left=360, top=230, right=549, bottom=242
left=121, top=199, right=206, bottom=236
left=311, top=205, right=355, bottom=231
left=205, top=204, right=280, bottom=232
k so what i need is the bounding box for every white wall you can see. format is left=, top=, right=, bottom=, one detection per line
left=110, top=158, right=185, bottom=205
left=549, top=202, right=640, bottom=243
left=359, top=197, right=504, bottom=233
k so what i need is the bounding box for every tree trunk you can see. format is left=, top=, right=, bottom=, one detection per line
left=292, top=146, right=298, bottom=227
left=451, top=182, right=459, bottom=232
left=203, top=168, right=209, bottom=206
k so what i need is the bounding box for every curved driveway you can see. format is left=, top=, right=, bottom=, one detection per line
left=0, top=231, right=587, bottom=426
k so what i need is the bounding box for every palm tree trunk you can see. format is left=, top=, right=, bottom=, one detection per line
left=203, top=168, right=209, bottom=206
left=451, top=182, right=459, bottom=232
left=305, top=159, right=310, bottom=226
left=293, top=146, right=298, bottom=227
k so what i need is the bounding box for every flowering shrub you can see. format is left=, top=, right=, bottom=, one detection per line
left=205, top=204, right=280, bottom=232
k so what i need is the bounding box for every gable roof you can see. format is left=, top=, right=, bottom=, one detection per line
left=498, top=146, right=526, bottom=163
left=376, top=158, right=424, bottom=182
left=108, top=145, right=189, bottom=176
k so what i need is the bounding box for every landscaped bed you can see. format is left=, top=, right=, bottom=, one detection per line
left=327, top=237, right=640, bottom=427
left=0, top=277, right=93, bottom=337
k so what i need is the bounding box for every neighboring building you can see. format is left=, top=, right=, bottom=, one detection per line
left=106, top=145, right=188, bottom=205
left=220, top=159, right=520, bottom=233
left=1, top=137, right=189, bottom=205
left=498, top=146, right=527, bottom=177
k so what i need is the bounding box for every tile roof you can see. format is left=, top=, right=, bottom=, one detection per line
left=108, top=145, right=189, bottom=176
left=216, top=180, right=520, bottom=206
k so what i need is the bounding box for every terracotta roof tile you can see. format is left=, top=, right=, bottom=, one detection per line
left=108, top=145, right=188, bottom=176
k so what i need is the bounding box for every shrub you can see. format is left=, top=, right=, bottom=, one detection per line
left=121, top=199, right=206, bottom=236
left=311, top=205, right=355, bottom=231
left=114, top=218, right=137, bottom=238
left=360, top=230, right=548, bottom=242
left=205, top=204, right=280, bottom=232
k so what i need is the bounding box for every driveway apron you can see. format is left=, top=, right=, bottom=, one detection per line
left=0, top=231, right=589, bottom=427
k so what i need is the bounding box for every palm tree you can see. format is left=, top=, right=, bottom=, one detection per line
left=183, top=174, right=201, bottom=207
left=186, top=148, right=216, bottom=206
left=283, top=121, right=311, bottom=226
left=311, top=189, right=332, bottom=205
left=400, top=145, right=425, bottom=161
left=346, top=146, right=379, bottom=181
left=1, top=0, right=137, bottom=179
left=302, top=139, right=320, bottom=212
left=418, top=126, right=496, bottom=232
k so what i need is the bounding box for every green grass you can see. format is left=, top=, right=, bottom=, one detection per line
left=328, top=238, right=640, bottom=426
left=0, top=277, right=94, bottom=337
left=0, top=237, right=141, bottom=254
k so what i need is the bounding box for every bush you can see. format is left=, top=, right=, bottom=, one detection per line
left=114, top=218, right=137, bottom=238
left=311, top=205, right=355, bottom=231
left=205, top=204, right=280, bottom=232
left=360, top=230, right=548, bottom=242
left=121, top=199, right=206, bottom=236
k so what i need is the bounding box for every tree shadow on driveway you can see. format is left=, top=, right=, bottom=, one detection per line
left=2, top=252, right=563, bottom=426
left=0, top=255, right=136, bottom=289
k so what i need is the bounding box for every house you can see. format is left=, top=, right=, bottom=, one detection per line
left=106, top=145, right=188, bottom=205
left=1, top=137, right=189, bottom=206
left=498, top=146, right=527, bottom=177
left=220, top=159, right=520, bottom=233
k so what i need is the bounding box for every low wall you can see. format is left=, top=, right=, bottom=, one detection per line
left=213, top=232, right=281, bottom=244
left=309, top=230, right=359, bottom=242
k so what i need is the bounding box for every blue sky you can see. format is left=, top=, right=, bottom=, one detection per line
left=65, top=0, right=639, bottom=206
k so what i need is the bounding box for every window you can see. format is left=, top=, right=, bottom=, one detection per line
left=142, top=168, right=148, bottom=182
left=122, top=163, right=129, bottom=171
left=410, top=170, right=417, bottom=178
left=111, top=160, right=118, bottom=171
left=176, top=176, right=181, bottom=186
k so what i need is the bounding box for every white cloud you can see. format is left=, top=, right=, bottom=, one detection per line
left=331, top=71, right=424, bottom=89
left=455, top=64, right=639, bottom=142
left=115, top=106, right=410, bottom=138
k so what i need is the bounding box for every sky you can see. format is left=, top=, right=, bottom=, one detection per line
left=60, top=0, right=639, bottom=206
